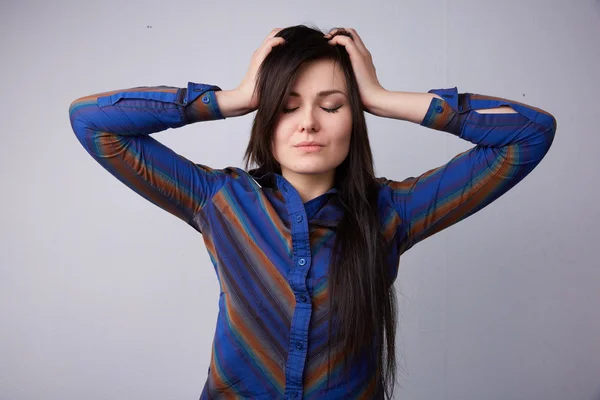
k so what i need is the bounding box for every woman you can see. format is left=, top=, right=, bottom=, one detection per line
left=69, top=25, right=556, bottom=400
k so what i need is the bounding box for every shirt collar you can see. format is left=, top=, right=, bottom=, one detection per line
left=248, top=167, right=339, bottom=195
left=248, top=167, right=341, bottom=226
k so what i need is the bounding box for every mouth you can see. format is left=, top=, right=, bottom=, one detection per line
left=295, top=145, right=323, bottom=152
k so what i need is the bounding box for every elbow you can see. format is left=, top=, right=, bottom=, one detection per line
left=550, top=114, right=557, bottom=134
left=69, top=98, right=84, bottom=127
left=68, top=98, right=92, bottom=142
left=69, top=97, right=84, bottom=116
left=538, top=114, right=557, bottom=159
left=546, top=113, right=557, bottom=143
left=518, top=113, right=557, bottom=165
left=534, top=106, right=557, bottom=151
left=69, top=96, right=97, bottom=128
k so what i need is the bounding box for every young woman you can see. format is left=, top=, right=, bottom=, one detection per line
left=69, top=25, right=556, bottom=400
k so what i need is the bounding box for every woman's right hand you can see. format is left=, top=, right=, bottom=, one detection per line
left=233, top=29, right=286, bottom=112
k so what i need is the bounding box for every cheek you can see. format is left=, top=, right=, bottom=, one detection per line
left=330, top=123, right=352, bottom=148
left=332, top=131, right=352, bottom=163
left=326, top=114, right=352, bottom=142
left=336, top=135, right=352, bottom=160
left=270, top=131, right=287, bottom=162
left=270, top=138, right=279, bottom=162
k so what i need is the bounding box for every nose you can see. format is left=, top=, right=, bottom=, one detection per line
left=299, top=108, right=319, bottom=133
left=301, top=125, right=317, bottom=132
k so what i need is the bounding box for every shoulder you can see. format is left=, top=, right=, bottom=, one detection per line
left=202, top=166, right=262, bottom=191
left=374, top=175, right=415, bottom=194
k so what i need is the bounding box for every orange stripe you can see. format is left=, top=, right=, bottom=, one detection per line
left=216, top=192, right=295, bottom=308
left=224, top=283, right=286, bottom=390
left=304, top=343, right=346, bottom=390
left=411, top=146, right=513, bottom=239
left=96, top=134, right=193, bottom=221
left=77, top=86, right=179, bottom=103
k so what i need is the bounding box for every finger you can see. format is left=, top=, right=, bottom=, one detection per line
left=345, top=28, right=370, bottom=56
left=261, top=28, right=283, bottom=46
left=326, top=28, right=369, bottom=58
left=327, top=34, right=363, bottom=59
left=258, top=37, right=285, bottom=59
left=325, top=27, right=344, bottom=40
left=268, top=37, right=286, bottom=48
left=258, top=35, right=285, bottom=54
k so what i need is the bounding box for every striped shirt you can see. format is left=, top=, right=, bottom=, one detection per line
left=68, top=82, right=556, bottom=399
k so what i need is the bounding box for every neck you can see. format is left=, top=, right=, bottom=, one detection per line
left=281, top=168, right=335, bottom=203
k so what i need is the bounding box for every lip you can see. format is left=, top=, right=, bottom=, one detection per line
left=294, top=141, right=324, bottom=147
left=296, top=145, right=323, bottom=152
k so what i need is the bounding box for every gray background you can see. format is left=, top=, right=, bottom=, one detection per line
left=1, top=0, right=599, bottom=399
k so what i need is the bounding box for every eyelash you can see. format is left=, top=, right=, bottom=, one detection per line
left=282, top=106, right=342, bottom=114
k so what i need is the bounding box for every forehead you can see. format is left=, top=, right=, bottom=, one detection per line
left=288, top=59, right=346, bottom=94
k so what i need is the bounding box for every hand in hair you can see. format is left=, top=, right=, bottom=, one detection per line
left=325, top=28, right=386, bottom=114
left=234, top=28, right=286, bottom=112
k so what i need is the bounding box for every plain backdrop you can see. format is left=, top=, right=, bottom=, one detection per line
left=1, top=0, right=599, bottom=399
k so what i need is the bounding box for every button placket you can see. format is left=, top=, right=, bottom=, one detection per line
left=279, top=177, right=312, bottom=395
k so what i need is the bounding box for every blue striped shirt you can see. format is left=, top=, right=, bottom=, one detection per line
left=69, top=82, right=556, bottom=399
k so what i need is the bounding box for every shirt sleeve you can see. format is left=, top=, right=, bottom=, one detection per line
left=68, top=82, right=228, bottom=232
left=381, top=87, right=557, bottom=254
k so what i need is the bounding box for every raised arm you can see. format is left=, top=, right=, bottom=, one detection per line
left=68, top=82, right=231, bottom=232
left=68, top=30, right=286, bottom=232
left=374, top=87, right=557, bottom=253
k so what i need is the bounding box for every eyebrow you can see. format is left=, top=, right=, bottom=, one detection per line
left=288, top=90, right=346, bottom=98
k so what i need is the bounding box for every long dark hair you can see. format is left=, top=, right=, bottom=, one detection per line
left=242, top=25, right=398, bottom=399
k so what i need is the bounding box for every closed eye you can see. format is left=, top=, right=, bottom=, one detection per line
left=282, top=105, right=342, bottom=114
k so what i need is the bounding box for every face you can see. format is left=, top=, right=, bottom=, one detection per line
left=272, top=58, right=352, bottom=178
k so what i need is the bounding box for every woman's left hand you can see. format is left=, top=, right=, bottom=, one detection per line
left=325, top=28, right=386, bottom=114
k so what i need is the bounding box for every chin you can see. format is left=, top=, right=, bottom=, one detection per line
left=287, top=164, right=333, bottom=175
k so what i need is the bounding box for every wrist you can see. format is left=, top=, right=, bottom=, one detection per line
left=365, top=88, right=390, bottom=116
left=369, top=90, right=440, bottom=123
left=216, top=89, right=253, bottom=118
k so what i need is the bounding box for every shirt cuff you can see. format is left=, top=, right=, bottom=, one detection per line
left=420, top=88, right=455, bottom=132
left=428, top=87, right=460, bottom=111
left=184, top=82, right=225, bottom=122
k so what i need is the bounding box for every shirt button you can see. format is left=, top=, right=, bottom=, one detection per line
left=296, top=215, right=303, bottom=223
left=291, top=392, right=297, bottom=398
left=296, top=342, right=303, bottom=350
left=202, top=95, right=210, bottom=104
left=298, top=258, right=306, bottom=266
left=300, top=295, right=307, bottom=303
left=435, top=105, right=443, bottom=113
